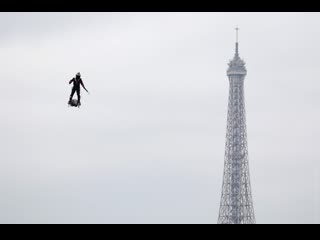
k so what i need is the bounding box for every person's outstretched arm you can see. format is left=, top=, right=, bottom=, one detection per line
left=80, top=79, right=89, bottom=93
left=69, top=78, right=74, bottom=84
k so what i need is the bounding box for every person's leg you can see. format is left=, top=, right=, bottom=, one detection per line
left=69, top=88, right=76, bottom=102
left=69, top=87, right=76, bottom=103
left=76, top=88, right=81, bottom=106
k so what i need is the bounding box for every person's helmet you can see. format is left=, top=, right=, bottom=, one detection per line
left=76, top=72, right=81, bottom=77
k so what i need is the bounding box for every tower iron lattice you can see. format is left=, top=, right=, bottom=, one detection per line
left=218, top=28, right=256, bottom=224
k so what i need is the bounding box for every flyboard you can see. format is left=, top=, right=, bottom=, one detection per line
left=68, top=99, right=81, bottom=108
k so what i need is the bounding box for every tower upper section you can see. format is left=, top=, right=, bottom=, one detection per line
left=227, top=28, right=247, bottom=77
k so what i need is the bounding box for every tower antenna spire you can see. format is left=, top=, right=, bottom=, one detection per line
left=235, top=27, right=239, bottom=57
left=236, top=27, right=239, bottom=43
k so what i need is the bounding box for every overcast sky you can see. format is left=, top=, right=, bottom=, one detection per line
left=0, top=12, right=319, bottom=224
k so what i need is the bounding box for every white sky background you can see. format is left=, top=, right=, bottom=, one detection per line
left=0, top=12, right=319, bottom=224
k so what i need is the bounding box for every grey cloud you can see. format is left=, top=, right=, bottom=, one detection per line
left=0, top=12, right=319, bottom=224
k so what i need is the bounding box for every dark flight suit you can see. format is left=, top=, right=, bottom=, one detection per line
left=69, top=76, right=85, bottom=105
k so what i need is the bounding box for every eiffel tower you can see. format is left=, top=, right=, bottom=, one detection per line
left=218, top=28, right=256, bottom=224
